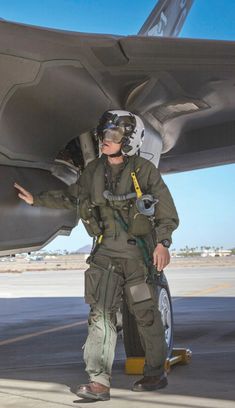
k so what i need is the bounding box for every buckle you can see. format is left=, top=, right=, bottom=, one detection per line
left=127, top=239, right=136, bottom=245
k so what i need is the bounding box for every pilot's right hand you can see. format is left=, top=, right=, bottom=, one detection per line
left=14, top=182, right=34, bottom=205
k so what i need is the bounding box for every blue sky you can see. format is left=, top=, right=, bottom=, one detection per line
left=1, top=0, right=234, bottom=250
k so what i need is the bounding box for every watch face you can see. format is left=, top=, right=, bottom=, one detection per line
left=161, top=239, right=171, bottom=248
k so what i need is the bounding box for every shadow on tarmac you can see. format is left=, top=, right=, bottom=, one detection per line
left=0, top=296, right=235, bottom=403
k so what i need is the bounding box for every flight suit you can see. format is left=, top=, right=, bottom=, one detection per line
left=34, top=154, right=179, bottom=387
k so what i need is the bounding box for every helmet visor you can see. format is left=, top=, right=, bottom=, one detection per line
left=102, top=127, right=124, bottom=144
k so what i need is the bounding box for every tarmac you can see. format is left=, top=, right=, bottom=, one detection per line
left=0, top=259, right=235, bottom=408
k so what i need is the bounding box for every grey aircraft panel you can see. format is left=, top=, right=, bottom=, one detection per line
left=0, top=21, right=235, bottom=171
left=0, top=165, right=77, bottom=255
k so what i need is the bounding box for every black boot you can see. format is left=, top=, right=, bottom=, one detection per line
left=132, top=373, right=168, bottom=392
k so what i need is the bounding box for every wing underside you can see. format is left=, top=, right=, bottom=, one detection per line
left=0, top=20, right=235, bottom=253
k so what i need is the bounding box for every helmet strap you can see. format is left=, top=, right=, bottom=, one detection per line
left=107, top=150, right=123, bottom=158
left=102, top=140, right=123, bottom=157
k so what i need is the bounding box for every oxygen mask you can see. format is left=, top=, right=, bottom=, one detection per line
left=136, top=194, right=159, bottom=217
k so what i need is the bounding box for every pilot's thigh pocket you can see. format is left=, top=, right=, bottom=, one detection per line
left=84, top=265, right=102, bottom=305
left=85, top=257, right=123, bottom=310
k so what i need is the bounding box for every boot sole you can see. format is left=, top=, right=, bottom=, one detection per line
left=76, top=390, right=110, bottom=401
left=132, top=378, right=168, bottom=392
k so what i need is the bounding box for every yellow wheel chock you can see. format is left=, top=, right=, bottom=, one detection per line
left=125, top=348, right=192, bottom=375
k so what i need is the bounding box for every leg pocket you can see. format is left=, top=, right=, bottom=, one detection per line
left=84, top=266, right=102, bottom=305
left=125, top=280, right=156, bottom=315
left=84, top=258, right=124, bottom=310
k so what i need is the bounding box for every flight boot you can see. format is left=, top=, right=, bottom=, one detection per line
left=132, top=373, right=168, bottom=392
left=75, top=381, right=110, bottom=401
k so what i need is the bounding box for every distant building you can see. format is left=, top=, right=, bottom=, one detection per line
left=201, top=249, right=232, bottom=257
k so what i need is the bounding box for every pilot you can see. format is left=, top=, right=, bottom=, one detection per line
left=14, top=110, right=179, bottom=402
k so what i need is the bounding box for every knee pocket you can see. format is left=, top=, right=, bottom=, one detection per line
left=125, top=281, right=156, bottom=326
left=125, top=281, right=155, bottom=309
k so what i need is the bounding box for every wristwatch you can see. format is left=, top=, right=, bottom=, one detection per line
left=159, top=239, right=171, bottom=248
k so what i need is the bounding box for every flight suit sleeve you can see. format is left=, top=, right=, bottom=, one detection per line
left=32, top=160, right=94, bottom=209
left=147, top=164, right=179, bottom=244
left=33, top=183, right=79, bottom=210
left=75, top=163, right=92, bottom=202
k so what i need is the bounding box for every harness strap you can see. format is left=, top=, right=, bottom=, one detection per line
left=113, top=209, right=157, bottom=283
left=86, top=234, right=103, bottom=264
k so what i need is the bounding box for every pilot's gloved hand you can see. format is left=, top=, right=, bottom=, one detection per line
left=153, top=244, right=170, bottom=272
left=14, top=182, right=34, bottom=205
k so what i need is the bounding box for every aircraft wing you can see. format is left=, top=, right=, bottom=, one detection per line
left=0, top=20, right=235, bottom=253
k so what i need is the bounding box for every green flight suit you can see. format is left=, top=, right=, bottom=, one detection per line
left=34, top=154, right=179, bottom=387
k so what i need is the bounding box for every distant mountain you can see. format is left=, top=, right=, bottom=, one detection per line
left=76, top=245, right=92, bottom=254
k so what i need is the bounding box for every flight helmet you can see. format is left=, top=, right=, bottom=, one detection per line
left=96, top=110, right=145, bottom=156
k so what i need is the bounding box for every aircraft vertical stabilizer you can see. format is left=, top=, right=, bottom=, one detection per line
left=138, top=0, right=194, bottom=37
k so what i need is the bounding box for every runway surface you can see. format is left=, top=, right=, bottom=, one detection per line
left=0, top=262, right=234, bottom=407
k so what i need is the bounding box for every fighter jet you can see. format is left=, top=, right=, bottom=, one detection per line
left=1, top=0, right=234, bottom=359
left=0, top=0, right=202, bottom=256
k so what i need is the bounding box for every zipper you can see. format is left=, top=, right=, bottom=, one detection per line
left=100, top=263, right=113, bottom=372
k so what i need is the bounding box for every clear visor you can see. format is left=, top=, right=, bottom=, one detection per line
left=102, top=127, right=124, bottom=144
